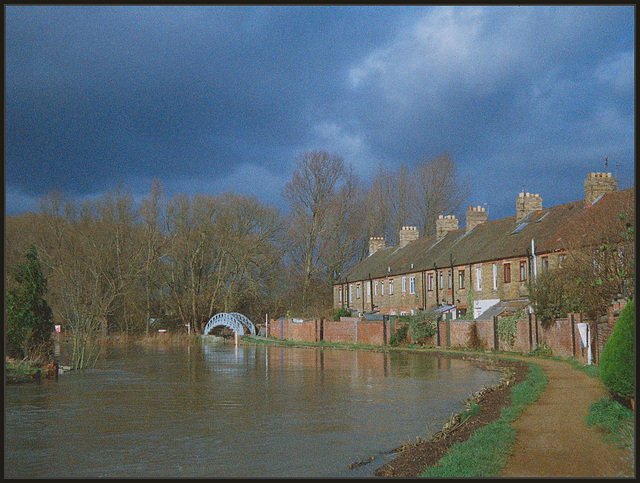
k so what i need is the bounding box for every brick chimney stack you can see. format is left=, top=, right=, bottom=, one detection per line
left=399, top=226, right=419, bottom=248
left=466, top=205, right=488, bottom=233
left=516, top=192, right=542, bottom=222
left=585, top=172, right=616, bottom=205
left=368, top=236, right=386, bottom=256
left=436, top=215, right=459, bottom=238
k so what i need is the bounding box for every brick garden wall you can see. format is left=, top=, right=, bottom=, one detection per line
left=266, top=302, right=626, bottom=365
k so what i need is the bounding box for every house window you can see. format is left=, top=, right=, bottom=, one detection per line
left=349, top=285, right=353, bottom=303
left=381, top=281, right=384, bottom=295
left=504, top=263, right=511, bottom=283
left=409, top=276, right=416, bottom=294
left=541, top=256, right=549, bottom=272
left=339, top=288, right=342, bottom=302
left=458, top=269, right=465, bottom=289
left=492, top=263, right=498, bottom=290
left=389, top=279, right=394, bottom=295
left=476, top=266, right=482, bottom=291
left=374, top=281, right=378, bottom=296
left=428, top=273, right=434, bottom=291
left=402, top=276, right=407, bottom=293
left=439, top=272, right=444, bottom=290
left=356, top=284, right=361, bottom=299
left=558, top=254, right=567, bottom=268
left=448, top=270, right=452, bottom=289
left=519, top=260, right=527, bottom=281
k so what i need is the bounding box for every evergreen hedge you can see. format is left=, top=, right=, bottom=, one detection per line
left=599, top=299, right=634, bottom=399
left=6, top=245, right=54, bottom=359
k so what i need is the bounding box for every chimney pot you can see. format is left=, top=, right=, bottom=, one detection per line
left=368, top=236, right=386, bottom=256
left=399, top=226, right=419, bottom=247
left=466, top=204, right=488, bottom=233
left=436, top=215, right=458, bottom=239
left=585, top=171, right=616, bottom=205
left=516, top=190, right=542, bottom=221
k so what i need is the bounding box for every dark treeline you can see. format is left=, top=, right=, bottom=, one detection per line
left=5, top=150, right=468, bottom=339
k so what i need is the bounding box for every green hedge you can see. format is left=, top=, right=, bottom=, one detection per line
left=599, top=299, right=634, bottom=399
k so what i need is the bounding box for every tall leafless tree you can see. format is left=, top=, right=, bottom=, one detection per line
left=282, top=150, right=352, bottom=315
left=414, top=152, right=469, bottom=237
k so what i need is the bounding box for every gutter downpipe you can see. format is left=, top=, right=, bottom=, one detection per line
left=532, top=238, right=537, bottom=281
left=421, top=270, right=426, bottom=310
left=434, top=262, right=440, bottom=306
left=450, top=253, right=455, bottom=309
left=369, top=272, right=374, bottom=312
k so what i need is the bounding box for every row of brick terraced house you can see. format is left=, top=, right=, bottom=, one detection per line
left=333, top=172, right=633, bottom=320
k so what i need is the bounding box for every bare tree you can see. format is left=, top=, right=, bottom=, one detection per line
left=139, top=180, right=167, bottom=335
left=414, top=152, right=469, bottom=237
left=365, top=163, right=394, bottom=245
left=325, top=166, right=367, bottom=284
left=386, top=162, right=414, bottom=242
left=282, top=150, right=350, bottom=315
left=163, top=192, right=284, bottom=331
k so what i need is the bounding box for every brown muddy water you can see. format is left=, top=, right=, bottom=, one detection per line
left=5, top=340, right=500, bottom=478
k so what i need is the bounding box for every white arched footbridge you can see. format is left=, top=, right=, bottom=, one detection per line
left=203, top=312, right=256, bottom=336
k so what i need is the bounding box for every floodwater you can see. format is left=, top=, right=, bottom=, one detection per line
left=5, top=341, right=500, bottom=478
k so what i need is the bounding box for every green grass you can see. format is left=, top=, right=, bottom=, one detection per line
left=586, top=397, right=635, bottom=451
left=564, top=356, right=601, bottom=378
left=421, top=361, right=548, bottom=478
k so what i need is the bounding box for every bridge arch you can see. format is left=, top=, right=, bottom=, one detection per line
left=203, top=312, right=256, bottom=336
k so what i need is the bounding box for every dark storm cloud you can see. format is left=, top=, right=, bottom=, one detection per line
left=6, top=6, right=399, bottom=193
left=5, top=5, right=634, bottom=220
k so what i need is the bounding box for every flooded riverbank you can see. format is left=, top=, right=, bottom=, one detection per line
left=5, top=340, right=500, bottom=478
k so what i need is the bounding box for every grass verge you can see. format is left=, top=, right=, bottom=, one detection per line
left=420, top=361, right=547, bottom=478
left=586, top=397, right=635, bottom=452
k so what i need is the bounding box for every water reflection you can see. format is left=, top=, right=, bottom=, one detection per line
left=6, top=341, right=500, bottom=478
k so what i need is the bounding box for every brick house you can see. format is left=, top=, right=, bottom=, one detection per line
left=333, top=172, right=633, bottom=319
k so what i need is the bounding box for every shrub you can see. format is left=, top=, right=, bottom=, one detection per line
left=599, top=299, right=634, bottom=399
left=332, top=307, right=351, bottom=321
left=390, top=324, right=408, bottom=347
left=497, top=313, right=520, bottom=347
left=529, top=343, right=552, bottom=357
left=408, top=310, right=437, bottom=345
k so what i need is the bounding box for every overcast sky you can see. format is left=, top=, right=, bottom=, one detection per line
left=5, top=5, right=635, bottom=222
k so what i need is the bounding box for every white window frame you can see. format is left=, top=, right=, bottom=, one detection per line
left=476, top=267, right=482, bottom=291
left=349, top=284, right=353, bottom=303
left=541, top=256, right=549, bottom=272
left=409, top=276, right=416, bottom=294
left=428, top=273, right=434, bottom=291
left=439, top=272, right=443, bottom=290
left=339, top=288, right=342, bottom=302
left=374, top=280, right=378, bottom=296
left=402, top=276, right=407, bottom=293
left=389, top=279, right=394, bottom=295
left=367, top=281, right=371, bottom=297
left=381, top=281, right=384, bottom=295
left=492, top=263, right=498, bottom=291
left=356, top=284, right=361, bottom=299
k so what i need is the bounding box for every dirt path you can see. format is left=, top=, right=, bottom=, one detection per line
left=500, top=357, right=634, bottom=478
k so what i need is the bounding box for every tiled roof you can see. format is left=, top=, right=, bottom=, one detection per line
left=337, top=188, right=634, bottom=284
